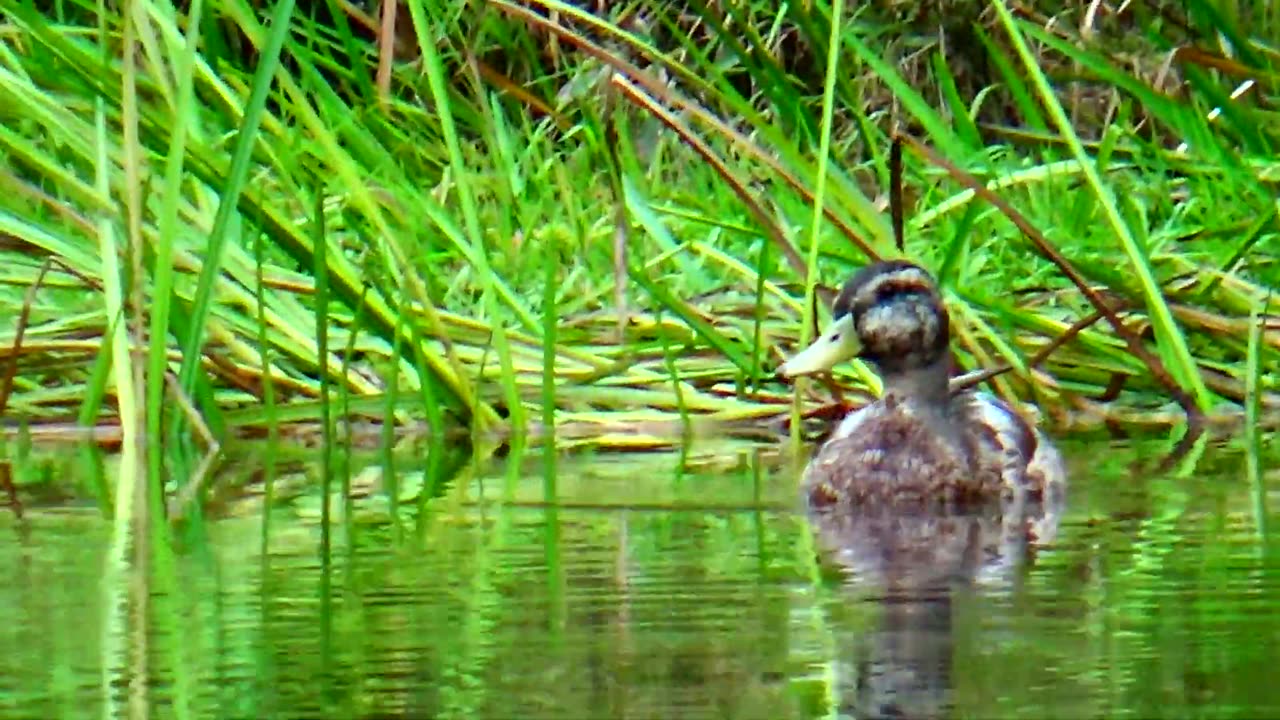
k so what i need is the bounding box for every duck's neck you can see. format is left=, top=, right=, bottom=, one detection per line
left=880, top=360, right=952, bottom=408
left=880, top=360, right=967, bottom=450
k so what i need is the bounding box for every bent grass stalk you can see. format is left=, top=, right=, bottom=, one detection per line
left=993, top=0, right=1212, bottom=411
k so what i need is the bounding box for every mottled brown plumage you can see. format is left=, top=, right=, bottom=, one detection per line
left=805, top=396, right=1005, bottom=509
left=779, top=260, right=1066, bottom=519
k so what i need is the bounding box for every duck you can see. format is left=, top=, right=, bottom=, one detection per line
left=778, top=259, right=1066, bottom=526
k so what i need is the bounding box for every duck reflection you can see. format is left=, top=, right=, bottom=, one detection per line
left=808, top=497, right=1062, bottom=720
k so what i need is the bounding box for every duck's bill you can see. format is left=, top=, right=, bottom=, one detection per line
left=778, top=314, right=861, bottom=377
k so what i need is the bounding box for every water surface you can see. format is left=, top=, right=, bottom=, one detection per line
left=1, top=437, right=1277, bottom=719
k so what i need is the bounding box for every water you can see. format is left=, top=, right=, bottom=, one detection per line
left=1, top=437, right=1278, bottom=719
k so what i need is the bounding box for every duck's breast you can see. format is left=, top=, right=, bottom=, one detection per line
left=830, top=402, right=879, bottom=441
left=804, top=402, right=982, bottom=507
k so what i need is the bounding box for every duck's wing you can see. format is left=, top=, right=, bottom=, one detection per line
left=967, top=392, right=1065, bottom=494
left=967, top=391, right=1067, bottom=543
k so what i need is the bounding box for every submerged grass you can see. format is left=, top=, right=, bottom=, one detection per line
left=0, top=0, right=1278, bottom=510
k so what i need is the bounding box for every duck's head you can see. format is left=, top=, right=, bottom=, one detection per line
left=778, top=260, right=950, bottom=378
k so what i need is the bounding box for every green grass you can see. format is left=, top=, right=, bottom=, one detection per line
left=0, top=0, right=1278, bottom=510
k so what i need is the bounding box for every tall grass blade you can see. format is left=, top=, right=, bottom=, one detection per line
left=175, top=0, right=297, bottom=412
left=542, top=239, right=558, bottom=498
left=795, top=0, right=846, bottom=445
left=411, top=0, right=522, bottom=434
left=1245, top=303, right=1266, bottom=541
left=149, top=0, right=205, bottom=489
left=96, top=114, right=139, bottom=523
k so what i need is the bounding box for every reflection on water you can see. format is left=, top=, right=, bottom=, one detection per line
left=813, top=510, right=1024, bottom=719
left=0, top=439, right=1278, bottom=719
left=806, top=450, right=1064, bottom=720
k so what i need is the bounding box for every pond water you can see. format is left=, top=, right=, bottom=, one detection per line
left=1, top=435, right=1278, bottom=719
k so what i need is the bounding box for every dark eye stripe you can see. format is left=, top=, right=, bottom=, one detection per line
left=868, top=274, right=933, bottom=300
